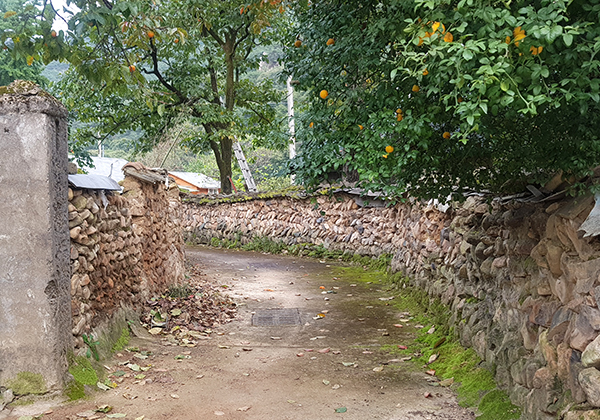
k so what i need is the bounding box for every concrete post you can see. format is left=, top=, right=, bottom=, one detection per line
left=0, top=81, right=72, bottom=392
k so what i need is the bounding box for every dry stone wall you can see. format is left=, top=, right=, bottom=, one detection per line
left=181, top=192, right=600, bottom=419
left=69, top=175, right=184, bottom=350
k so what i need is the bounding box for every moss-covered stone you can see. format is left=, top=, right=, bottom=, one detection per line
left=7, top=372, right=47, bottom=396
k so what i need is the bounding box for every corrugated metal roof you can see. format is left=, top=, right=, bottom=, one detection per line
left=68, top=174, right=122, bottom=191
left=169, top=171, right=220, bottom=189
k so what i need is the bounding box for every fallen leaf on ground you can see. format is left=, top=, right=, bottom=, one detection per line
left=318, top=348, right=330, bottom=354
left=440, top=377, right=454, bottom=387
left=426, top=369, right=436, bottom=376
left=127, top=363, right=141, bottom=371
left=296, top=353, right=304, bottom=357
left=373, top=366, right=384, bottom=372
left=135, top=417, right=145, bottom=420
left=107, top=414, right=127, bottom=419
left=271, top=336, right=281, bottom=340
left=332, top=384, right=341, bottom=390
left=428, top=354, right=438, bottom=364
left=148, top=327, right=163, bottom=335
left=427, top=326, right=435, bottom=334
left=401, top=357, right=412, bottom=361
left=397, top=345, right=408, bottom=350
left=171, top=394, right=180, bottom=399
left=424, top=392, right=432, bottom=398
left=95, top=405, right=112, bottom=413
left=122, top=393, right=137, bottom=400
left=97, top=382, right=111, bottom=391
left=342, top=362, right=356, bottom=367
left=362, top=351, right=373, bottom=354
left=393, top=324, right=403, bottom=328
left=237, top=406, right=251, bottom=412
left=218, top=345, right=230, bottom=349
left=323, top=380, right=330, bottom=385
left=335, top=407, right=347, bottom=413
left=214, top=411, right=225, bottom=416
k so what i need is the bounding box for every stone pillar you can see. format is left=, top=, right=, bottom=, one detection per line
left=0, top=81, right=72, bottom=391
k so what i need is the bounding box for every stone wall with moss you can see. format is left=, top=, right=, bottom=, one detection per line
left=69, top=175, right=185, bottom=352
left=181, top=192, right=600, bottom=419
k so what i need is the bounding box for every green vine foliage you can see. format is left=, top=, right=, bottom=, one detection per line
left=285, top=0, right=600, bottom=200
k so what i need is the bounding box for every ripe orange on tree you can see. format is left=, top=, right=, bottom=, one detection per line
left=129, top=65, right=136, bottom=73
left=51, top=30, right=57, bottom=38
left=385, top=145, right=394, bottom=153
left=319, top=89, right=329, bottom=99
left=412, top=85, right=420, bottom=92
left=358, top=124, right=364, bottom=130
left=147, top=30, right=155, bottom=38
left=443, top=132, right=451, bottom=139
left=326, top=38, right=335, bottom=46
left=309, top=122, right=314, bottom=128
left=294, top=39, right=302, bottom=48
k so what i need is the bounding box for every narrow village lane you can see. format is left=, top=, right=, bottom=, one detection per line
left=11, top=246, right=475, bottom=420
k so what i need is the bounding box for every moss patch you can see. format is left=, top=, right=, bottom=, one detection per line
left=68, top=356, right=98, bottom=386
left=64, top=379, right=86, bottom=401
left=111, top=327, right=130, bottom=353
left=8, top=372, right=47, bottom=396
left=478, top=390, right=522, bottom=419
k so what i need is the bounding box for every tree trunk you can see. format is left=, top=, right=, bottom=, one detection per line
left=209, top=136, right=233, bottom=195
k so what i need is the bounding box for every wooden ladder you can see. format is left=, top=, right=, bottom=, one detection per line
left=232, top=141, right=257, bottom=192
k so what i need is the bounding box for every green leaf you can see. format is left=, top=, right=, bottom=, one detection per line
left=500, top=80, right=509, bottom=92
left=335, top=407, right=347, bottom=413
left=563, top=33, right=573, bottom=47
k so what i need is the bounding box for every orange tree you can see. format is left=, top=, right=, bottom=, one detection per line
left=3, top=0, right=288, bottom=193
left=284, top=0, right=600, bottom=200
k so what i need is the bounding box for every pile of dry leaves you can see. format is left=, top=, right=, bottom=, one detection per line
left=140, top=263, right=237, bottom=345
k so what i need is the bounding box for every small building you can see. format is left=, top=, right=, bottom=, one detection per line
left=168, top=171, right=221, bottom=195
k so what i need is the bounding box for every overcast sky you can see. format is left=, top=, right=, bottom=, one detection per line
left=51, top=0, right=78, bottom=32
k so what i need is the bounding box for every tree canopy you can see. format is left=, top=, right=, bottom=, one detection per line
left=0, top=0, right=47, bottom=86
left=4, top=0, right=289, bottom=194
left=285, top=0, right=600, bottom=200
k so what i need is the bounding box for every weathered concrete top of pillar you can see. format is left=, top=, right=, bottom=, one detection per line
left=0, top=80, right=67, bottom=117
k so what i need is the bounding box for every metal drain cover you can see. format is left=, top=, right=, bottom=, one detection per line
left=252, top=308, right=302, bottom=326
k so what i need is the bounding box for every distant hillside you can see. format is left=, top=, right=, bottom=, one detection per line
left=42, top=61, right=69, bottom=84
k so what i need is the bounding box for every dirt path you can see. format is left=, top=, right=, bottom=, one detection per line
left=6, top=247, right=475, bottom=420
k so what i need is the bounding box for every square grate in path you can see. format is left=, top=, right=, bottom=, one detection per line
left=252, top=308, right=302, bottom=326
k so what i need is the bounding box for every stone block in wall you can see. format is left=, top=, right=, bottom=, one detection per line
left=570, top=312, right=597, bottom=352
left=582, top=335, right=600, bottom=369
left=579, top=368, right=600, bottom=407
